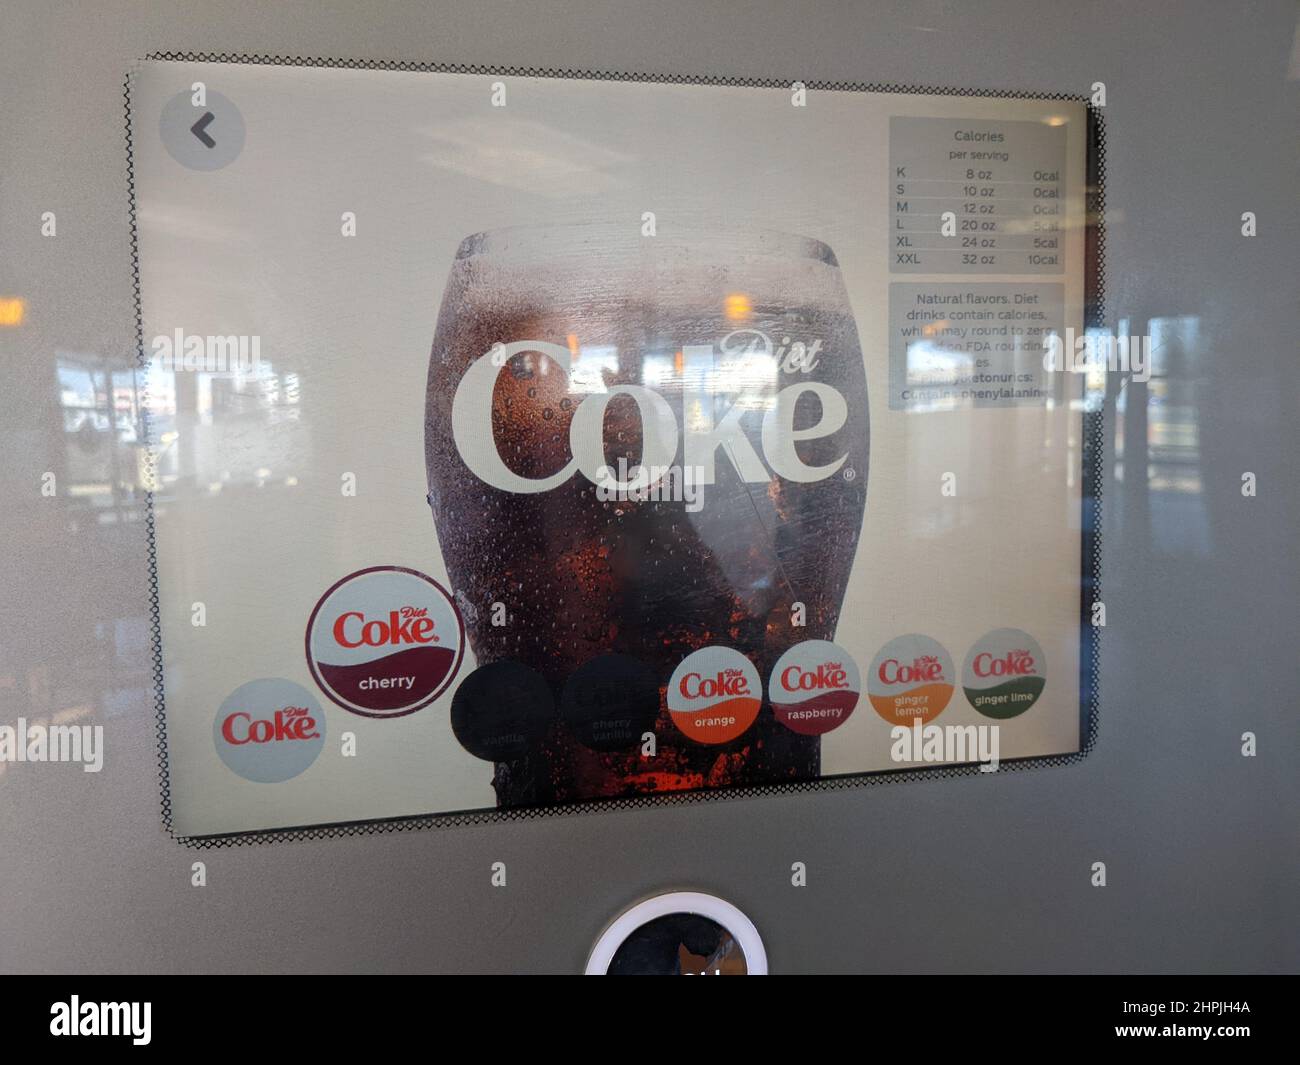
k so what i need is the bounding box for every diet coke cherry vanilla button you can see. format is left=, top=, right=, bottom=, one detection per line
left=306, top=566, right=465, bottom=718
left=666, top=647, right=762, bottom=745
left=768, top=640, right=861, bottom=735
left=867, top=634, right=955, bottom=726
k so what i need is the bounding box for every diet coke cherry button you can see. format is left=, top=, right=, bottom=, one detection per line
left=306, top=566, right=465, bottom=718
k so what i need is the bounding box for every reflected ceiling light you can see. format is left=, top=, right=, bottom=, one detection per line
left=0, top=297, right=26, bottom=326
left=724, top=293, right=752, bottom=321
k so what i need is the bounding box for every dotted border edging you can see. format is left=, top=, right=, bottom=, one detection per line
left=124, top=53, right=1106, bottom=848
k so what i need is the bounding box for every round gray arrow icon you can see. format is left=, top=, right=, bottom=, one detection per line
left=161, top=90, right=244, bottom=170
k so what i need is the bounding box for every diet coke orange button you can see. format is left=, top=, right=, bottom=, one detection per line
left=666, top=647, right=761, bottom=745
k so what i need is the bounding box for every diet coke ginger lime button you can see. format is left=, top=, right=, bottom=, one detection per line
left=768, top=640, right=861, bottom=735
left=306, top=566, right=465, bottom=718
left=667, top=647, right=762, bottom=744
left=962, top=628, right=1046, bottom=719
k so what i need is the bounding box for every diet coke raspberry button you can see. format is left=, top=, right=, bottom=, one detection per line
left=768, top=640, right=860, bottom=735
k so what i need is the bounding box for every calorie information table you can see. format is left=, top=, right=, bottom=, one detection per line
left=889, top=116, right=1068, bottom=275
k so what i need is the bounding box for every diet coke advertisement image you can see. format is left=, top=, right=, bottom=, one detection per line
left=426, top=225, right=869, bottom=804
left=10, top=0, right=1295, bottom=993
left=131, top=61, right=1095, bottom=839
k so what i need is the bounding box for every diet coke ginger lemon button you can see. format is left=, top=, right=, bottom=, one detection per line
left=867, top=634, right=955, bottom=726
left=768, top=640, right=860, bottom=735
left=667, top=647, right=762, bottom=744
left=306, top=566, right=465, bottom=718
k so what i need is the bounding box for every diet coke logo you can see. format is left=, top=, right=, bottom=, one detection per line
left=220, top=706, right=320, bottom=745
left=214, top=679, right=326, bottom=783
left=719, top=328, right=822, bottom=373
left=332, top=606, right=437, bottom=648
left=680, top=669, right=750, bottom=701
left=780, top=662, right=850, bottom=692
left=972, top=650, right=1036, bottom=678
left=877, top=655, right=945, bottom=686
left=451, top=338, right=849, bottom=495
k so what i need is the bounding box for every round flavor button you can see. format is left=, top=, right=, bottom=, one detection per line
left=768, top=640, right=860, bottom=735
left=561, top=654, right=660, bottom=751
left=962, top=628, right=1046, bottom=719
left=666, top=646, right=761, bottom=745
left=213, top=678, right=325, bottom=783
left=306, top=566, right=465, bottom=719
left=867, top=634, right=955, bottom=725
left=451, top=660, right=555, bottom=761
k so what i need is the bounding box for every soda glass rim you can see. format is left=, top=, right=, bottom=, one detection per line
left=453, top=222, right=840, bottom=268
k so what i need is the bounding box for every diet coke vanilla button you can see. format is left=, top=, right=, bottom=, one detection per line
left=768, top=640, right=860, bottom=735
left=306, top=566, right=465, bottom=718
left=666, top=646, right=761, bottom=745
left=451, top=660, right=555, bottom=761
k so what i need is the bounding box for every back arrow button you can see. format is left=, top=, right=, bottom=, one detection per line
left=190, top=111, right=216, bottom=148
